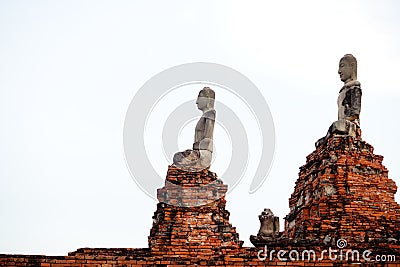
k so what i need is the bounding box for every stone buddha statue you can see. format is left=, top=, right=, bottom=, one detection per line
left=316, top=54, right=362, bottom=147
left=250, top=208, right=281, bottom=245
left=257, top=208, right=280, bottom=238
left=173, top=87, right=216, bottom=170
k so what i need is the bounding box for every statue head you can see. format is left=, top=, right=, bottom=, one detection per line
left=196, top=87, right=215, bottom=111
left=261, top=208, right=274, bottom=217
left=338, top=54, right=357, bottom=83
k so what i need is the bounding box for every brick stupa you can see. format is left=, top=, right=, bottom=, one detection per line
left=149, top=165, right=243, bottom=257
left=284, top=134, right=400, bottom=250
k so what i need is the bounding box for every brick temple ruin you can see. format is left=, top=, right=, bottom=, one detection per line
left=1, top=55, right=400, bottom=266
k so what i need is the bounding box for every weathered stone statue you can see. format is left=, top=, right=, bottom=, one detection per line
left=316, top=54, right=362, bottom=147
left=250, top=208, right=280, bottom=246
left=173, top=87, right=216, bottom=170
left=257, top=208, right=280, bottom=237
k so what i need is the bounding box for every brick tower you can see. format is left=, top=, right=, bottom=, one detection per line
left=148, top=165, right=243, bottom=257
left=284, top=134, right=400, bottom=249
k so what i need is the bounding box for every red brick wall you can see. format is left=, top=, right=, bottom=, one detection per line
left=1, top=248, right=400, bottom=266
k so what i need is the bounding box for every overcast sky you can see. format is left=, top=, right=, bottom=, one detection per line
left=1, top=0, right=400, bottom=256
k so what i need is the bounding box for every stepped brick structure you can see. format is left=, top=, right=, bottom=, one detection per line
left=284, top=134, right=400, bottom=249
left=149, top=166, right=243, bottom=256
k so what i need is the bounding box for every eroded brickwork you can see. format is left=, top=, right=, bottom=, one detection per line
left=2, top=248, right=399, bottom=266
left=149, top=166, right=243, bottom=257
left=284, top=135, right=400, bottom=249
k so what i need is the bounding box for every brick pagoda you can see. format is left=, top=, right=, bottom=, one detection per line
left=148, top=165, right=243, bottom=257
left=283, top=134, right=400, bottom=250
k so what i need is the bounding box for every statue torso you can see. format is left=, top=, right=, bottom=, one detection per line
left=193, top=109, right=216, bottom=152
left=337, top=81, right=362, bottom=122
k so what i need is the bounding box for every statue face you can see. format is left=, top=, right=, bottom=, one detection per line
left=196, top=96, right=209, bottom=111
left=338, top=59, right=354, bottom=83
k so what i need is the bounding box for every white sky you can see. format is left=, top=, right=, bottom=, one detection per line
left=1, top=0, right=400, bottom=256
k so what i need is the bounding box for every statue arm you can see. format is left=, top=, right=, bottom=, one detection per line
left=203, top=110, right=216, bottom=139
left=193, top=110, right=216, bottom=151
left=344, top=87, right=362, bottom=121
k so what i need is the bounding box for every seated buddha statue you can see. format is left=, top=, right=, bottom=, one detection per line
left=316, top=54, right=362, bottom=148
left=173, top=87, right=216, bottom=170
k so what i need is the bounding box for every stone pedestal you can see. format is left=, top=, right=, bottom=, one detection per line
left=148, top=165, right=243, bottom=257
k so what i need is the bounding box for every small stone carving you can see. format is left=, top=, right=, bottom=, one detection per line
left=173, top=87, right=216, bottom=170
left=258, top=208, right=280, bottom=237
left=316, top=54, right=362, bottom=147
left=250, top=208, right=280, bottom=245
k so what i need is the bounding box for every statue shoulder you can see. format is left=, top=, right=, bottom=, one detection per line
left=340, top=81, right=362, bottom=93
left=203, top=109, right=216, bottom=120
left=345, top=80, right=361, bottom=89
